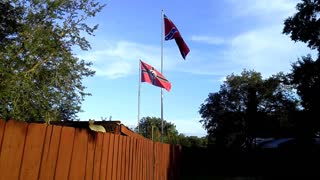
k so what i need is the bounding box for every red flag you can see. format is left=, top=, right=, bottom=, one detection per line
left=164, top=14, right=190, bottom=59
left=140, top=60, right=171, bottom=92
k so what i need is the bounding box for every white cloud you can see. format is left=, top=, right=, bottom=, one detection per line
left=191, top=35, right=227, bottom=45
left=92, top=61, right=132, bottom=79
left=184, top=0, right=312, bottom=78
left=78, top=30, right=311, bottom=81
left=187, top=25, right=312, bottom=78
left=77, top=40, right=196, bottom=79
left=76, top=0, right=310, bottom=80
left=77, top=41, right=172, bottom=79
left=227, top=0, right=299, bottom=18
left=226, top=25, right=312, bottom=77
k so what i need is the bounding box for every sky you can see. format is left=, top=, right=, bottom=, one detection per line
left=76, top=0, right=314, bottom=137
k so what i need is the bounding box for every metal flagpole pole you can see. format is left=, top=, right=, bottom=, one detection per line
left=137, top=60, right=141, bottom=133
left=160, top=9, right=164, bottom=142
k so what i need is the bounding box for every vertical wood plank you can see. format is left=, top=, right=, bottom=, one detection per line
left=147, top=141, right=152, bottom=180
left=85, top=133, right=96, bottom=180
left=92, top=133, right=103, bottom=180
left=155, top=143, right=159, bottom=180
left=142, top=141, right=146, bottom=180
left=54, top=126, right=75, bottom=180
left=20, top=123, right=47, bottom=180
left=111, top=135, right=119, bottom=180
left=0, top=120, right=28, bottom=180
left=117, top=136, right=123, bottom=180
left=143, top=141, right=146, bottom=180
left=106, top=133, right=114, bottom=180
left=38, top=125, right=60, bottom=180
left=160, top=144, right=166, bottom=179
left=131, top=138, right=137, bottom=180
left=68, top=128, right=88, bottom=180
left=0, top=120, right=6, bottom=152
left=100, top=133, right=110, bottom=180
left=120, top=136, right=127, bottom=180
left=137, top=140, right=142, bottom=180
left=128, top=137, right=134, bottom=180
left=123, top=137, right=130, bottom=180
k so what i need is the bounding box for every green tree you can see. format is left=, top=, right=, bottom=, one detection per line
left=283, top=0, right=320, bottom=138
left=137, top=117, right=179, bottom=143
left=176, top=134, right=207, bottom=148
left=0, top=1, right=22, bottom=45
left=199, top=70, right=299, bottom=148
left=0, top=0, right=105, bottom=122
left=176, top=134, right=192, bottom=147
left=283, top=0, right=320, bottom=52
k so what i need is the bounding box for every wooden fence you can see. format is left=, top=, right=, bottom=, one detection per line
left=0, top=120, right=181, bottom=180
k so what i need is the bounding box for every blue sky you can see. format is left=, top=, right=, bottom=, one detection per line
left=76, top=0, right=313, bottom=137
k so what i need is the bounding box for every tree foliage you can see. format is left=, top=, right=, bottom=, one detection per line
left=283, top=0, right=320, bottom=52
left=137, top=116, right=207, bottom=147
left=0, top=0, right=105, bottom=122
left=199, top=70, right=299, bottom=148
left=177, top=134, right=207, bottom=148
left=283, top=0, right=320, bottom=135
left=137, top=116, right=179, bottom=143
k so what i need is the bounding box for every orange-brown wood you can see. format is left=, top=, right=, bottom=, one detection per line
left=68, top=128, right=89, bottom=180
left=123, top=137, right=130, bottom=180
left=131, top=138, right=137, bottom=180
left=38, top=125, right=61, bottom=180
left=106, top=133, right=114, bottom=180
left=120, top=136, right=126, bottom=180
left=0, top=121, right=182, bottom=180
left=0, top=120, right=6, bottom=152
left=0, top=120, right=28, bottom=180
left=92, top=132, right=103, bottom=180
left=100, top=133, right=110, bottom=180
left=111, top=134, right=119, bottom=180
left=116, top=136, right=123, bottom=180
left=54, top=126, right=75, bottom=180
left=85, top=132, right=95, bottom=180
left=19, top=123, right=47, bottom=180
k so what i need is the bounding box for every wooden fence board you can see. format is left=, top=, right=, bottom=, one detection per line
left=0, top=120, right=6, bottom=152
left=142, top=140, right=146, bottom=180
left=54, top=126, right=75, bottom=180
left=112, top=135, right=119, bottom=180
left=123, top=137, right=130, bottom=180
left=37, top=125, right=53, bottom=180
left=0, top=121, right=182, bottom=180
left=100, top=133, right=110, bottom=180
left=132, top=138, right=137, bottom=180
left=154, top=143, right=158, bottom=180
left=20, top=123, right=47, bottom=180
left=38, top=125, right=60, bottom=180
left=85, top=133, right=96, bottom=180
left=134, top=139, right=139, bottom=180
left=148, top=141, right=152, bottom=180
left=120, top=136, right=126, bottom=180
left=68, top=128, right=88, bottom=180
left=128, top=137, right=134, bottom=180
left=92, top=133, right=103, bottom=180
left=106, top=133, right=115, bottom=180
left=0, top=120, right=28, bottom=180
left=117, top=137, right=123, bottom=180
left=138, top=140, right=142, bottom=180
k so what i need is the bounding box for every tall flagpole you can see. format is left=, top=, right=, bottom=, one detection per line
left=137, top=60, right=141, bottom=133
left=160, top=9, right=164, bottom=142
